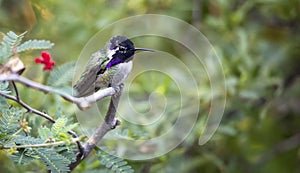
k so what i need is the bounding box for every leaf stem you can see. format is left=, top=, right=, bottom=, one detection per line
left=1, top=137, right=82, bottom=149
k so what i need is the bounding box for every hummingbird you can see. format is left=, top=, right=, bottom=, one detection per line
left=73, top=36, right=153, bottom=97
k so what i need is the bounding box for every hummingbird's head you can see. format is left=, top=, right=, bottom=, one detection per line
left=105, top=36, right=153, bottom=69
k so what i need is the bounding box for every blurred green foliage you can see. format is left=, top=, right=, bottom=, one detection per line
left=1, top=0, right=300, bottom=172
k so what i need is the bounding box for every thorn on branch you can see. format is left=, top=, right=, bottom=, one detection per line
left=110, top=118, right=121, bottom=129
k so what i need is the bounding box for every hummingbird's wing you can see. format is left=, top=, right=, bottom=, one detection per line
left=73, top=50, right=108, bottom=97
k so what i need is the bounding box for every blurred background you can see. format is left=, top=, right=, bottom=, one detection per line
left=1, top=0, right=299, bottom=172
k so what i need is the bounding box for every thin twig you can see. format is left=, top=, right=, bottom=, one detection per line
left=0, top=74, right=120, bottom=110
left=11, top=81, right=19, bottom=101
left=0, top=91, right=55, bottom=122
left=69, top=84, right=123, bottom=170
left=1, top=137, right=82, bottom=149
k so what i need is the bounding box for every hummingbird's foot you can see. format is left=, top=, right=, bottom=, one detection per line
left=112, top=83, right=124, bottom=95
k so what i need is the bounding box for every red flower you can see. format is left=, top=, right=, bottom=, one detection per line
left=35, top=51, right=55, bottom=71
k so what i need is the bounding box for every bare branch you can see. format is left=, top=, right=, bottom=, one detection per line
left=11, top=81, right=20, bottom=101
left=0, top=74, right=120, bottom=110
left=69, top=84, right=123, bottom=170
left=0, top=90, right=55, bottom=122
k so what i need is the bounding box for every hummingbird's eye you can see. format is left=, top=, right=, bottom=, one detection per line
left=118, top=46, right=126, bottom=53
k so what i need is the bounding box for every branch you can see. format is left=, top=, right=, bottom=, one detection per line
left=69, top=84, right=123, bottom=170
left=11, top=81, right=20, bottom=101
left=0, top=74, right=120, bottom=110
left=0, top=90, right=55, bottom=122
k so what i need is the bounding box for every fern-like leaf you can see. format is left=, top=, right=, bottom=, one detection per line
left=38, top=117, right=77, bottom=141
left=97, top=149, right=134, bottom=173
left=33, top=148, right=71, bottom=173
left=51, top=117, right=67, bottom=136
left=17, top=40, right=54, bottom=53
left=38, top=126, right=53, bottom=140
left=12, top=136, right=44, bottom=145
left=3, top=31, right=27, bottom=47
left=0, top=31, right=27, bottom=63
left=0, top=31, right=54, bottom=63
left=7, top=136, right=75, bottom=172
left=0, top=96, right=8, bottom=109
left=0, top=81, right=11, bottom=94
left=56, top=145, right=77, bottom=162
left=0, top=108, right=22, bottom=137
left=11, top=153, right=35, bottom=165
left=0, top=43, right=11, bottom=63
left=62, top=123, right=79, bottom=134
left=47, top=61, right=76, bottom=87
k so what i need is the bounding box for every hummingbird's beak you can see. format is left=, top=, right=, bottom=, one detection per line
left=134, top=47, right=155, bottom=52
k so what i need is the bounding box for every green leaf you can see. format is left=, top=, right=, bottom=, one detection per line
left=17, top=40, right=54, bottom=53
left=5, top=136, right=44, bottom=148
left=97, top=149, right=135, bottom=173
left=56, top=145, right=77, bottom=162
left=33, top=148, right=71, bottom=173
left=4, top=31, right=27, bottom=47
left=0, top=81, right=11, bottom=94
left=38, top=126, right=53, bottom=140
left=63, top=123, right=79, bottom=133
left=0, top=108, right=23, bottom=136
left=47, top=61, right=76, bottom=87
left=9, top=152, right=36, bottom=165
left=0, top=82, right=11, bottom=108
left=51, top=117, right=67, bottom=136
left=0, top=96, right=8, bottom=109
left=0, top=31, right=54, bottom=64
left=12, top=136, right=44, bottom=145
left=0, top=31, right=27, bottom=63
